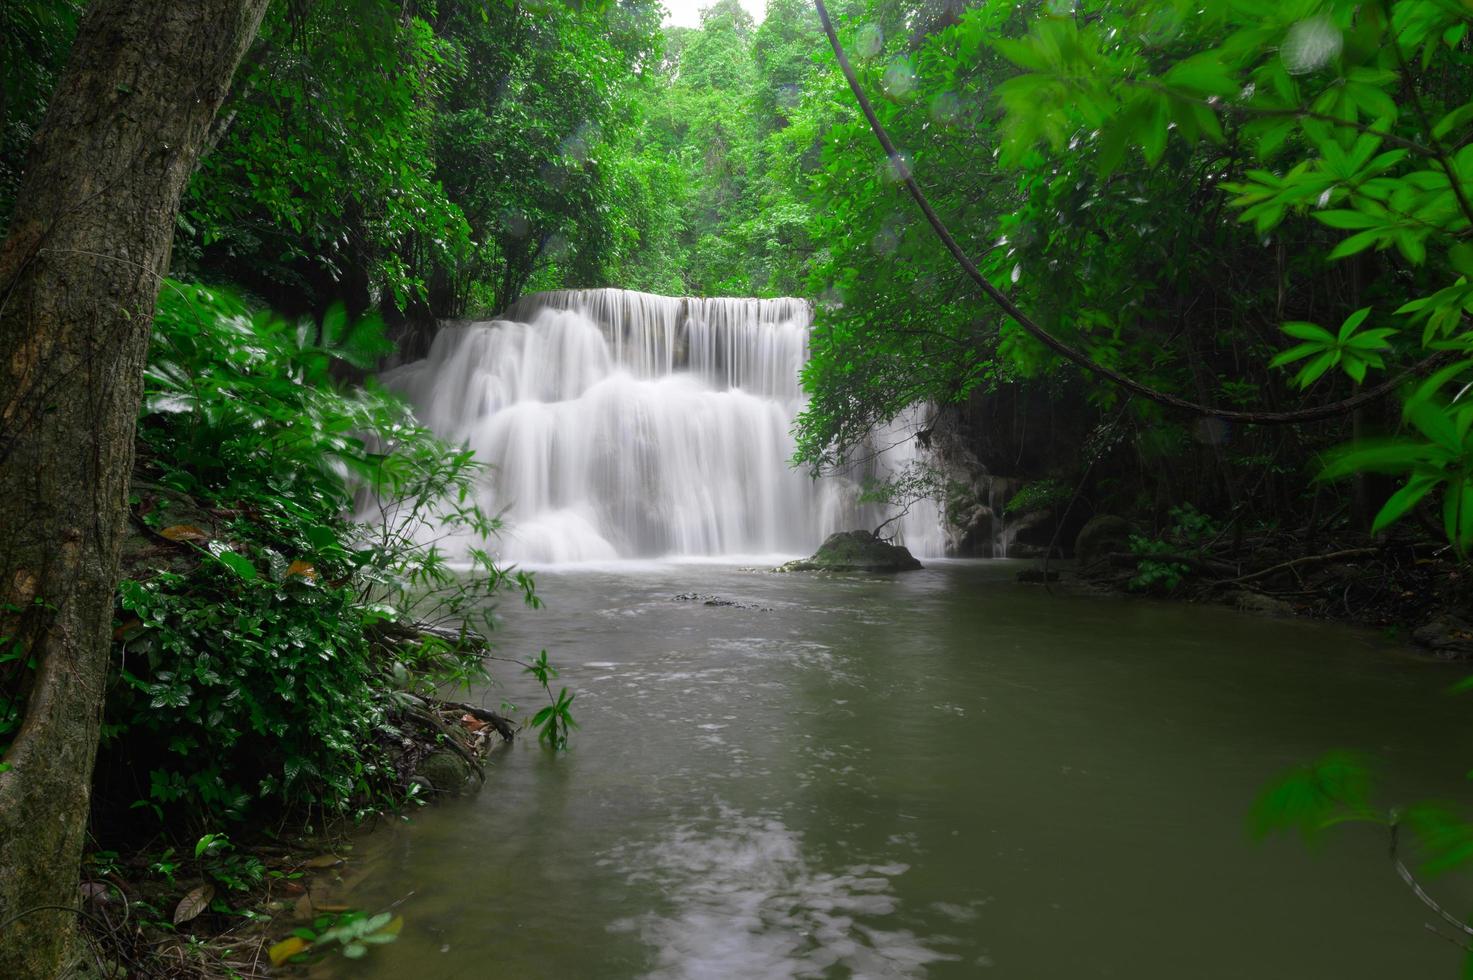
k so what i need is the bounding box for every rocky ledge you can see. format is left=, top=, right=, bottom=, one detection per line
left=777, top=530, right=923, bottom=573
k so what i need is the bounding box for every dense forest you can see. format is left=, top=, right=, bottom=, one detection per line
left=3, top=0, right=1473, bottom=976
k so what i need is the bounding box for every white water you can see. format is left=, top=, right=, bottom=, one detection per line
left=381, top=288, right=943, bottom=563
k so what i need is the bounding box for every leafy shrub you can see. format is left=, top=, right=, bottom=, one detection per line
left=100, top=282, right=543, bottom=830
left=1126, top=505, right=1218, bottom=592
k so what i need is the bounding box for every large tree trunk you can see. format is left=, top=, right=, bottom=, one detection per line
left=0, top=2, right=269, bottom=976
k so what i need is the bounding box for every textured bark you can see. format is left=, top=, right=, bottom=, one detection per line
left=0, top=2, right=268, bottom=976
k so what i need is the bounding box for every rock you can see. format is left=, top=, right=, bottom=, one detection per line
left=945, top=499, right=995, bottom=556
left=998, top=507, right=1057, bottom=557
left=1074, top=515, right=1134, bottom=570
left=778, top=530, right=922, bottom=573
left=416, top=751, right=473, bottom=795
left=1413, top=616, right=1473, bottom=659
left=672, top=593, right=771, bottom=611
left=1230, top=590, right=1297, bottom=617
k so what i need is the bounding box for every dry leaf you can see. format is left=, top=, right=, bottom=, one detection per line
left=268, top=936, right=311, bottom=967
left=159, top=524, right=210, bottom=543
left=302, top=853, right=343, bottom=868
left=173, top=883, right=214, bottom=924
left=285, top=560, right=317, bottom=581
left=461, top=714, right=488, bottom=733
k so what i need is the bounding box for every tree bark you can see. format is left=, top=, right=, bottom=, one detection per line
left=0, top=2, right=269, bottom=976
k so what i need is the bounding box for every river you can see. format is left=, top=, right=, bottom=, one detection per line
left=340, top=559, right=1471, bottom=978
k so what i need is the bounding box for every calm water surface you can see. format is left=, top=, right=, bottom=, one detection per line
left=344, top=560, right=1473, bottom=978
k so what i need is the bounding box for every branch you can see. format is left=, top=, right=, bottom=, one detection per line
left=1208, top=547, right=1383, bottom=588
left=812, top=0, right=1448, bottom=426
left=1390, top=824, right=1473, bottom=941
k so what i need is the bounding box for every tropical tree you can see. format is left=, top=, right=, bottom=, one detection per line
left=0, top=5, right=270, bottom=975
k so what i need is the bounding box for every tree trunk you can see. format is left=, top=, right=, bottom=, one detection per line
left=0, top=3, right=269, bottom=976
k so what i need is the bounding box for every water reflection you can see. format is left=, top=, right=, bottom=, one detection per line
left=607, top=807, right=957, bottom=979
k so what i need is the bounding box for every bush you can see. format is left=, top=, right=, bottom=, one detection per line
left=99, top=282, right=537, bottom=831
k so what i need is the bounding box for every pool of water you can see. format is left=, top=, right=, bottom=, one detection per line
left=339, top=560, right=1472, bottom=978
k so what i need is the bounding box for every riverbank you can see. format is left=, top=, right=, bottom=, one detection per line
left=76, top=694, right=510, bottom=978
left=1027, top=518, right=1473, bottom=659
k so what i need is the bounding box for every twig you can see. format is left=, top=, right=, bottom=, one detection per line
left=1391, top=824, right=1473, bottom=940
left=1208, top=547, right=1382, bottom=588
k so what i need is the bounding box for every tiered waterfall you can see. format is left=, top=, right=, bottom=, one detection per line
left=381, top=288, right=943, bottom=563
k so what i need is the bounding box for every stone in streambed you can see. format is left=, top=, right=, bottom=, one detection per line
left=1413, top=615, right=1473, bottom=660
left=777, top=530, right=922, bottom=573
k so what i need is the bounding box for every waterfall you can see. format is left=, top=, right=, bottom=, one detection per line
left=380, top=288, right=944, bottom=563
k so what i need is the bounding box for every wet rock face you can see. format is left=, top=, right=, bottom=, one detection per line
left=778, top=530, right=923, bottom=573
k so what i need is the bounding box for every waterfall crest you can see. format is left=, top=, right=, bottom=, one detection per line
left=382, top=288, right=942, bottom=563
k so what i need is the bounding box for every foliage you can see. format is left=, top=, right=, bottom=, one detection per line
left=989, top=0, right=1473, bottom=552
left=612, top=0, right=818, bottom=296
left=271, top=909, right=403, bottom=965
left=102, top=282, right=553, bottom=830
left=168, top=0, right=663, bottom=320
left=1126, top=505, right=1218, bottom=592
left=0, top=0, right=81, bottom=224
left=1003, top=478, right=1070, bottom=515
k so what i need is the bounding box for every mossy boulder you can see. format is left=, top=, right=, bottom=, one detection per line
left=416, top=751, right=474, bottom=795
left=778, top=530, right=922, bottom=573
left=1074, top=515, right=1134, bottom=570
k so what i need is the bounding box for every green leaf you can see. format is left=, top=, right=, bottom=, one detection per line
left=1313, top=210, right=1382, bottom=230
left=1320, top=439, right=1431, bottom=479
left=1281, top=321, right=1335, bottom=343
left=213, top=550, right=258, bottom=581
left=1270, top=341, right=1323, bottom=368
left=1327, top=229, right=1383, bottom=260
left=1295, top=349, right=1339, bottom=387
left=1336, top=307, right=1371, bottom=341
left=1371, top=475, right=1438, bottom=533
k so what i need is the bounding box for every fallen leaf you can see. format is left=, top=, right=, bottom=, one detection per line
left=302, top=854, right=343, bottom=868
left=159, top=524, right=209, bottom=543
left=461, top=714, right=488, bottom=733
left=286, top=560, right=318, bottom=581
left=173, top=883, right=214, bottom=924
left=268, top=936, right=311, bottom=967
left=80, top=881, right=111, bottom=904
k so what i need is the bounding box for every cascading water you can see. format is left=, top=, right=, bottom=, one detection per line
left=381, top=288, right=943, bottom=563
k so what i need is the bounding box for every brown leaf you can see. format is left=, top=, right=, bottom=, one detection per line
left=269, top=936, right=311, bottom=967
left=302, top=853, right=343, bottom=868
left=460, top=713, right=488, bottom=733
left=173, top=883, right=214, bottom=924
left=159, top=524, right=209, bottom=543
left=7, top=569, right=38, bottom=605
left=285, top=560, right=317, bottom=581
left=112, top=617, right=142, bottom=641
